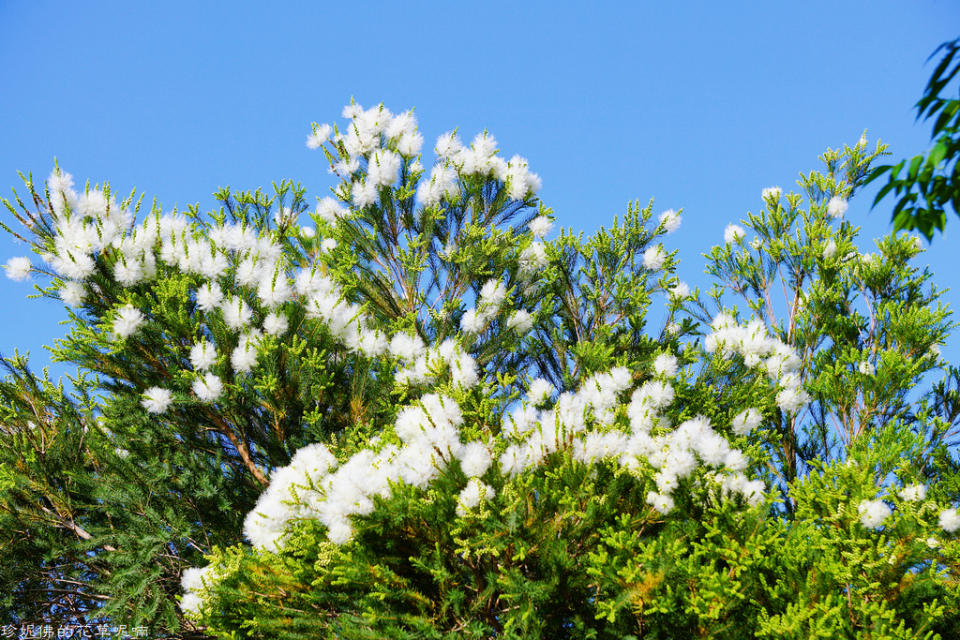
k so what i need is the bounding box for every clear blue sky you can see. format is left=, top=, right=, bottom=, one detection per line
left=1, top=1, right=958, bottom=381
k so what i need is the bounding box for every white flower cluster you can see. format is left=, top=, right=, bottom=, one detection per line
left=306, top=103, right=540, bottom=211
left=827, top=195, right=848, bottom=219
left=723, top=224, right=745, bottom=244
left=3, top=256, right=31, bottom=281
left=620, top=375, right=765, bottom=512
left=823, top=239, right=837, bottom=260
left=900, top=483, right=927, bottom=501
left=242, top=396, right=471, bottom=550
left=239, top=355, right=769, bottom=562
left=428, top=130, right=541, bottom=203
left=179, top=565, right=220, bottom=616
left=40, top=169, right=134, bottom=282
left=940, top=508, right=960, bottom=533
left=141, top=387, right=173, bottom=414
left=643, top=245, right=667, bottom=271
left=704, top=313, right=810, bottom=415
left=458, top=278, right=535, bottom=337
left=32, top=154, right=510, bottom=412
left=518, top=241, right=548, bottom=280
left=856, top=486, right=960, bottom=534
left=669, top=281, right=690, bottom=300
left=5, top=102, right=549, bottom=416
left=761, top=186, right=781, bottom=202
left=858, top=499, right=891, bottom=528
left=528, top=215, right=553, bottom=238
left=388, top=333, right=479, bottom=389
left=461, top=279, right=508, bottom=334
left=113, top=305, right=144, bottom=339
left=658, top=209, right=681, bottom=234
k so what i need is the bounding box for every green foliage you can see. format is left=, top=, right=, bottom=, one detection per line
left=868, top=36, right=960, bottom=239
left=191, top=141, right=960, bottom=638
left=0, top=357, right=110, bottom=624
left=2, top=106, right=960, bottom=640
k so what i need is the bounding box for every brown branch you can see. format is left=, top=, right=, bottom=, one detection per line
left=37, top=505, right=117, bottom=552
left=209, top=411, right=269, bottom=486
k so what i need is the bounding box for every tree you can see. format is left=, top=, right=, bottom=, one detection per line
left=868, top=36, right=960, bottom=240
left=3, top=103, right=960, bottom=638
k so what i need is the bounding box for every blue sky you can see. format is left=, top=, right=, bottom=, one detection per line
left=1, top=1, right=958, bottom=381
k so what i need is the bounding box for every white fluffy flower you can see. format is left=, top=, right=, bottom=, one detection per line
left=257, top=272, right=292, bottom=308
left=507, top=310, right=533, bottom=334
left=724, top=450, right=748, bottom=472
left=646, top=491, right=675, bottom=514
left=141, top=387, right=173, bottom=414
left=180, top=592, right=203, bottom=615
left=519, top=242, right=548, bottom=275
left=899, top=484, right=927, bottom=501
left=4, top=256, right=31, bottom=281
left=397, top=131, right=424, bottom=157
left=417, top=165, right=458, bottom=207
left=458, top=441, right=493, bottom=478
left=460, top=308, right=484, bottom=333
left=456, top=478, right=495, bottom=516
left=352, top=181, right=378, bottom=208
left=642, top=246, right=666, bottom=270
left=192, top=373, right=224, bottom=402
left=196, top=283, right=223, bottom=312
left=60, top=281, right=85, bottom=307
left=113, top=305, right=144, bottom=339
left=776, top=386, right=809, bottom=414
left=669, top=281, right=689, bottom=300
left=827, top=195, right=848, bottom=219
left=435, top=131, right=463, bottom=159
left=388, top=332, right=426, bottom=361
left=653, top=354, right=678, bottom=378
left=113, top=257, right=144, bottom=286
left=858, top=360, right=875, bottom=376
left=316, top=197, right=348, bottom=223
left=723, top=224, right=745, bottom=244
left=367, top=149, right=402, bottom=187
left=761, top=186, right=781, bottom=202
left=658, top=209, right=681, bottom=234
left=633, top=380, right=674, bottom=410
left=306, top=123, right=332, bottom=149
left=858, top=499, right=892, bottom=528
left=731, top=408, right=762, bottom=436
left=189, top=340, right=217, bottom=371
left=527, top=378, right=553, bottom=405
left=321, top=238, right=338, bottom=253
left=48, top=168, right=75, bottom=196
left=331, top=157, right=361, bottom=177
left=221, top=297, right=252, bottom=330
left=504, top=155, right=541, bottom=200
left=181, top=566, right=214, bottom=594
left=939, top=508, right=960, bottom=533
left=823, top=239, right=837, bottom=260
left=232, top=342, right=258, bottom=374
left=479, top=279, right=507, bottom=311
left=327, top=519, right=354, bottom=545
left=263, top=312, right=288, bottom=336
left=528, top=216, right=553, bottom=238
